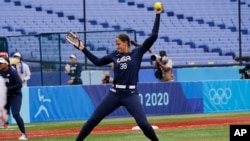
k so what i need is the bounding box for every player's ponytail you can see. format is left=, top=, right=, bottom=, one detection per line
left=130, top=40, right=152, bottom=53
left=130, top=40, right=141, bottom=47
left=116, top=34, right=141, bottom=48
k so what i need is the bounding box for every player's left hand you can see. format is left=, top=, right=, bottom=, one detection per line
left=65, top=64, right=70, bottom=73
left=66, top=32, right=85, bottom=50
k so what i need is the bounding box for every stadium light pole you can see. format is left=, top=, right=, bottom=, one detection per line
left=83, top=0, right=92, bottom=84
left=238, top=0, right=242, bottom=65
left=83, top=0, right=87, bottom=70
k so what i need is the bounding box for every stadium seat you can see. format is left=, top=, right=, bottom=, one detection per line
left=1, top=0, right=249, bottom=67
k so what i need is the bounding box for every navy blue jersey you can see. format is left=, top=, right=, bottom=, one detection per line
left=82, top=14, right=160, bottom=85
left=0, top=67, right=22, bottom=96
left=67, top=62, right=82, bottom=78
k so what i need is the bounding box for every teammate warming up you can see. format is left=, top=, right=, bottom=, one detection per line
left=68, top=7, right=163, bottom=141
left=0, top=57, right=28, bottom=140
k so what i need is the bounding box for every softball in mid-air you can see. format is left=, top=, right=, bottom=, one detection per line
left=154, top=2, right=163, bottom=11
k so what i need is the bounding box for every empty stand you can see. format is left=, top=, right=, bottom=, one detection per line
left=1, top=0, right=249, bottom=66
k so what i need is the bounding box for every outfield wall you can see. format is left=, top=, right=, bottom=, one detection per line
left=9, top=79, right=250, bottom=123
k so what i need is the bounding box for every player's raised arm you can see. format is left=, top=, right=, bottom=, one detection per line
left=139, top=2, right=163, bottom=54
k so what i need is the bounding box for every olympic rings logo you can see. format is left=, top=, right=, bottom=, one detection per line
left=208, top=88, right=232, bottom=105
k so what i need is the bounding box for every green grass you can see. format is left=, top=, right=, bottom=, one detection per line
left=1, top=112, right=250, bottom=141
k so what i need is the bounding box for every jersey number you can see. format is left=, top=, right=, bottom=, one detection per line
left=120, top=63, right=127, bottom=70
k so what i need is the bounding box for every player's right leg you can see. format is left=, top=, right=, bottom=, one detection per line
left=76, top=92, right=120, bottom=141
left=3, top=97, right=10, bottom=129
left=10, top=94, right=28, bottom=140
left=122, top=93, right=159, bottom=141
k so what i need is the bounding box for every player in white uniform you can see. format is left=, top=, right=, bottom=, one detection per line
left=0, top=75, right=8, bottom=126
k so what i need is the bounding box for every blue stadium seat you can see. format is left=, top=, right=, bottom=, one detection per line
left=1, top=0, right=249, bottom=67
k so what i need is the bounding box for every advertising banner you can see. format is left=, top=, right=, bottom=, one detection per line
left=203, top=80, right=250, bottom=113
left=83, top=82, right=200, bottom=117
left=29, top=86, right=95, bottom=122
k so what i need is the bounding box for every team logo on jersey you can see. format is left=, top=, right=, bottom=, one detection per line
left=117, top=56, right=131, bottom=63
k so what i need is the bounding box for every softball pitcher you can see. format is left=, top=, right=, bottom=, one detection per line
left=68, top=6, right=163, bottom=141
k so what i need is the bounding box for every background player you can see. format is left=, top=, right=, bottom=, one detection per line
left=0, top=57, right=28, bottom=140
left=68, top=5, right=163, bottom=141
left=12, top=52, right=31, bottom=87
left=65, top=54, right=83, bottom=85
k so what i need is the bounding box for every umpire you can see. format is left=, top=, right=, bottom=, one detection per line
left=65, top=54, right=83, bottom=85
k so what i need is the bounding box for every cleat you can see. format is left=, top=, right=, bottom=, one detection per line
left=3, top=124, right=8, bottom=129
left=18, top=133, right=28, bottom=140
